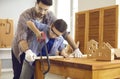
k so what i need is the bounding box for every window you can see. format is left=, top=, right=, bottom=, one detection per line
left=54, top=0, right=78, bottom=38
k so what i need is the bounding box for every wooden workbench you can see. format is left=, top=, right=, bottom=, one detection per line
left=35, top=58, right=120, bottom=79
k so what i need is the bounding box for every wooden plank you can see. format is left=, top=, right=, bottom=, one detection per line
left=84, top=11, right=89, bottom=53
left=103, top=5, right=118, bottom=48
left=75, top=13, right=86, bottom=53
left=0, top=19, right=14, bottom=48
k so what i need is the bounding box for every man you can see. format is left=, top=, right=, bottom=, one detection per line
left=19, top=19, right=69, bottom=79
left=11, top=0, right=83, bottom=79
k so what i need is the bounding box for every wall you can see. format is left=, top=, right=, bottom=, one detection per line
left=0, top=0, right=35, bottom=73
left=78, top=0, right=116, bottom=11
left=0, top=0, right=55, bottom=33
left=0, top=0, right=35, bottom=33
left=0, top=1, right=64, bottom=79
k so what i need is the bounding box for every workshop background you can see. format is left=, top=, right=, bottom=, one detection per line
left=0, top=0, right=119, bottom=79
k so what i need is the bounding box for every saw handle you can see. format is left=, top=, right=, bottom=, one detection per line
left=37, top=32, right=46, bottom=42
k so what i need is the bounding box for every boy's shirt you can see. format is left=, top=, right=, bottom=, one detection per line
left=29, top=20, right=66, bottom=56
left=41, top=38, right=55, bottom=56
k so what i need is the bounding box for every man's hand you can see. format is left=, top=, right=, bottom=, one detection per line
left=69, top=48, right=83, bottom=58
left=25, top=49, right=37, bottom=62
left=37, top=32, right=46, bottom=41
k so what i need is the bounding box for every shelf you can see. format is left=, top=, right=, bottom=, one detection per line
left=0, top=48, right=11, bottom=59
left=0, top=48, right=11, bottom=50
left=1, top=68, right=13, bottom=72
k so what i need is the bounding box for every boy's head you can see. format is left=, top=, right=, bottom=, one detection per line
left=35, top=0, right=52, bottom=18
left=49, top=19, right=67, bottom=38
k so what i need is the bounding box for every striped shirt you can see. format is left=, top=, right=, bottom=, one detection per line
left=12, top=7, right=57, bottom=60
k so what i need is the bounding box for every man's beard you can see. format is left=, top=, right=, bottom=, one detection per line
left=36, top=12, right=44, bottom=19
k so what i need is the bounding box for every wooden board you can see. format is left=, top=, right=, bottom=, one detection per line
left=0, top=19, right=14, bottom=48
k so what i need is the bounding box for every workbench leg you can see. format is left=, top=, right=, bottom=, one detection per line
left=35, top=60, right=44, bottom=79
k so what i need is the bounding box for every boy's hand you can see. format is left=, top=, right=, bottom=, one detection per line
left=69, top=48, right=83, bottom=58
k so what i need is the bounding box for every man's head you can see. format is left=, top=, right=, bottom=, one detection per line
left=49, top=19, right=67, bottom=38
left=37, top=0, right=52, bottom=6
left=35, top=0, right=52, bottom=18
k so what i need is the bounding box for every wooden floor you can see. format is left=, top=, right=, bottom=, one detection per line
left=1, top=71, right=68, bottom=79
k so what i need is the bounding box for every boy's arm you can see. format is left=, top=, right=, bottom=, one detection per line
left=63, top=33, right=83, bottom=57
left=60, top=48, right=69, bottom=58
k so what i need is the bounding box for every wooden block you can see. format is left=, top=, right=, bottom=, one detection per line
left=96, top=42, right=114, bottom=61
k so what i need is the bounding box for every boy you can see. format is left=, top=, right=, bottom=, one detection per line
left=19, top=19, right=68, bottom=79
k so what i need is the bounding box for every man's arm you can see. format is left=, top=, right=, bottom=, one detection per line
left=19, top=40, right=37, bottom=62
left=62, top=32, right=78, bottom=50
left=18, top=20, right=38, bottom=62
left=65, top=34, right=77, bottom=50
left=19, top=40, right=29, bottom=52
left=26, top=21, right=42, bottom=39
left=63, top=32, right=83, bottom=57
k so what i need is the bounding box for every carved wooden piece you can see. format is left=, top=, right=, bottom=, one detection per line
left=96, top=42, right=114, bottom=61
left=87, top=39, right=98, bottom=58
left=86, top=39, right=115, bottom=61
